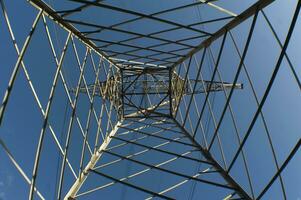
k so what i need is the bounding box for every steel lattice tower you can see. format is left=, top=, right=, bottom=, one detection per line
left=0, top=0, right=301, bottom=199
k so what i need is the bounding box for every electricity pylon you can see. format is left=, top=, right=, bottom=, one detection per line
left=65, top=66, right=245, bottom=199
left=0, top=0, right=300, bottom=200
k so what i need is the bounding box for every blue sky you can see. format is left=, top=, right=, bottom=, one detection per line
left=0, top=0, right=301, bottom=199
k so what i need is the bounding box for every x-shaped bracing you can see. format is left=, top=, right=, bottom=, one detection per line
left=64, top=116, right=252, bottom=199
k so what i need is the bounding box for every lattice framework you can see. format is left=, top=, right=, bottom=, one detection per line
left=0, top=0, right=301, bottom=200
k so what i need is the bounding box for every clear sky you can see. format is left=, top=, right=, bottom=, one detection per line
left=0, top=0, right=301, bottom=200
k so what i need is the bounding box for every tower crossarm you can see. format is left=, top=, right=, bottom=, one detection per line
left=188, top=80, right=243, bottom=95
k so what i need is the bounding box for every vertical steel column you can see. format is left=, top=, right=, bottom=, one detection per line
left=0, top=9, right=43, bottom=125
left=56, top=45, right=89, bottom=200
left=192, top=32, right=227, bottom=139
left=168, top=67, right=173, bottom=117
left=208, top=9, right=259, bottom=151
left=172, top=119, right=252, bottom=200
left=121, top=68, right=125, bottom=119
left=173, top=56, right=192, bottom=117
left=78, top=53, right=103, bottom=178
left=64, top=121, right=122, bottom=199
left=182, top=49, right=206, bottom=127
left=29, top=32, right=72, bottom=200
